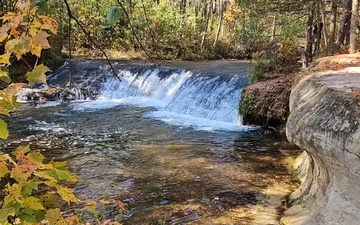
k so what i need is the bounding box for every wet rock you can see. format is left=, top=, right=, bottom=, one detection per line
left=283, top=71, right=360, bottom=225
left=21, top=86, right=99, bottom=105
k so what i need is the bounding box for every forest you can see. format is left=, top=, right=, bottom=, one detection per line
left=0, top=0, right=359, bottom=224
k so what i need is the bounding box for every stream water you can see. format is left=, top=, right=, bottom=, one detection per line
left=2, top=60, right=299, bottom=224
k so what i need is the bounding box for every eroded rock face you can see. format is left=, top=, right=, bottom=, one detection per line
left=283, top=72, right=360, bottom=225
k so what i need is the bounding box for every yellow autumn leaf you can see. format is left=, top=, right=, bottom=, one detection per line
left=0, top=53, right=11, bottom=65
left=0, top=91, right=14, bottom=105
left=1, top=12, right=16, bottom=22
left=22, top=196, right=46, bottom=210
left=0, top=162, right=9, bottom=177
left=32, top=20, right=42, bottom=28
left=65, top=215, right=80, bottom=225
left=52, top=161, right=67, bottom=168
left=5, top=38, right=31, bottom=60
left=0, top=23, right=10, bottom=42
left=41, top=16, right=58, bottom=34
left=31, top=43, right=42, bottom=57
left=11, top=158, right=39, bottom=181
left=0, top=118, right=9, bottom=139
left=16, top=0, right=31, bottom=11
left=57, top=186, right=79, bottom=204
left=15, top=144, right=31, bottom=154
left=0, top=207, right=15, bottom=224
left=0, top=67, right=11, bottom=84
left=85, top=200, right=97, bottom=212
left=32, top=30, right=50, bottom=48
left=34, top=171, right=57, bottom=182
left=10, top=14, right=23, bottom=38
left=6, top=182, right=25, bottom=202
left=45, top=208, right=64, bottom=224
left=0, top=154, right=13, bottom=162
left=0, top=96, right=15, bottom=115
left=27, top=151, right=45, bottom=164
left=26, top=64, right=50, bottom=86
left=28, top=26, right=39, bottom=37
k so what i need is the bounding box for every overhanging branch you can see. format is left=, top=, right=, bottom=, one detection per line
left=63, top=0, right=122, bottom=82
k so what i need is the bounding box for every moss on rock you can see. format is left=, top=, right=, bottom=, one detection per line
left=240, top=77, right=292, bottom=127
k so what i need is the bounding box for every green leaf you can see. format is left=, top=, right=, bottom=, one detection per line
left=32, top=0, right=49, bottom=14
left=107, top=6, right=122, bottom=27
left=54, top=168, right=78, bottom=182
left=28, top=152, right=45, bottom=164
left=25, top=64, right=50, bottom=86
left=0, top=67, right=11, bottom=84
left=22, top=181, right=40, bottom=197
left=15, top=145, right=31, bottom=154
left=18, top=208, right=38, bottom=222
left=0, top=118, right=8, bottom=139
left=22, top=196, right=46, bottom=210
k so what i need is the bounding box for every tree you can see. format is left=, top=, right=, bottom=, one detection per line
left=328, top=0, right=338, bottom=54
left=0, top=1, right=80, bottom=223
left=337, top=0, right=352, bottom=45
left=349, top=0, right=358, bottom=53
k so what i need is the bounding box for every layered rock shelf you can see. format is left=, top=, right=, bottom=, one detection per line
left=283, top=70, right=360, bottom=224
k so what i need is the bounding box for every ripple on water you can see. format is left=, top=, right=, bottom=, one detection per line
left=1, top=96, right=300, bottom=225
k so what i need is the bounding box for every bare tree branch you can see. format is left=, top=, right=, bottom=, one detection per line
left=62, top=0, right=122, bottom=82
left=116, top=0, right=156, bottom=64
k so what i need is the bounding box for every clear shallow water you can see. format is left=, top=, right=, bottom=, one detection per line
left=3, top=103, right=299, bottom=224
left=2, top=60, right=299, bottom=224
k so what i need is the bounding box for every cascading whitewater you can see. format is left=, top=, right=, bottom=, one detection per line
left=45, top=60, right=249, bottom=128
left=99, top=67, right=248, bottom=124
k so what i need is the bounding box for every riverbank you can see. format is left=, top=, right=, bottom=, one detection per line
left=282, top=54, right=360, bottom=224
left=240, top=54, right=360, bottom=129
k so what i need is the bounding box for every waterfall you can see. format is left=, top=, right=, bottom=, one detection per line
left=99, top=66, right=248, bottom=124
left=47, top=60, right=250, bottom=128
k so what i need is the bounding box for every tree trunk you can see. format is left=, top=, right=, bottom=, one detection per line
left=328, top=0, right=338, bottom=55
left=313, top=1, right=321, bottom=57
left=271, top=13, right=277, bottom=41
left=181, top=0, right=187, bottom=15
left=305, top=1, right=315, bottom=67
left=194, top=0, right=198, bottom=33
left=350, top=0, right=358, bottom=53
left=200, top=0, right=212, bottom=48
left=337, top=0, right=352, bottom=45
left=213, top=0, right=224, bottom=47
left=320, top=2, right=329, bottom=53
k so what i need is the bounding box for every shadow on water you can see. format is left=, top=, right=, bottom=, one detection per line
left=1, top=103, right=300, bottom=225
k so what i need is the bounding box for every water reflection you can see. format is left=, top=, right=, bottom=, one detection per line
left=1, top=104, right=299, bottom=224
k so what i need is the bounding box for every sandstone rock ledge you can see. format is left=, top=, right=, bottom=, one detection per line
left=282, top=71, right=360, bottom=225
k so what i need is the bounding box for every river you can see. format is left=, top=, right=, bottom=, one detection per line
left=2, top=60, right=299, bottom=224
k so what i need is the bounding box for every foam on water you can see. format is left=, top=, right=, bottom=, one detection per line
left=71, top=66, right=250, bottom=131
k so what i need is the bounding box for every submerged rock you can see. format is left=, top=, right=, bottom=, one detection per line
left=283, top=71, right=360, bottom=225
